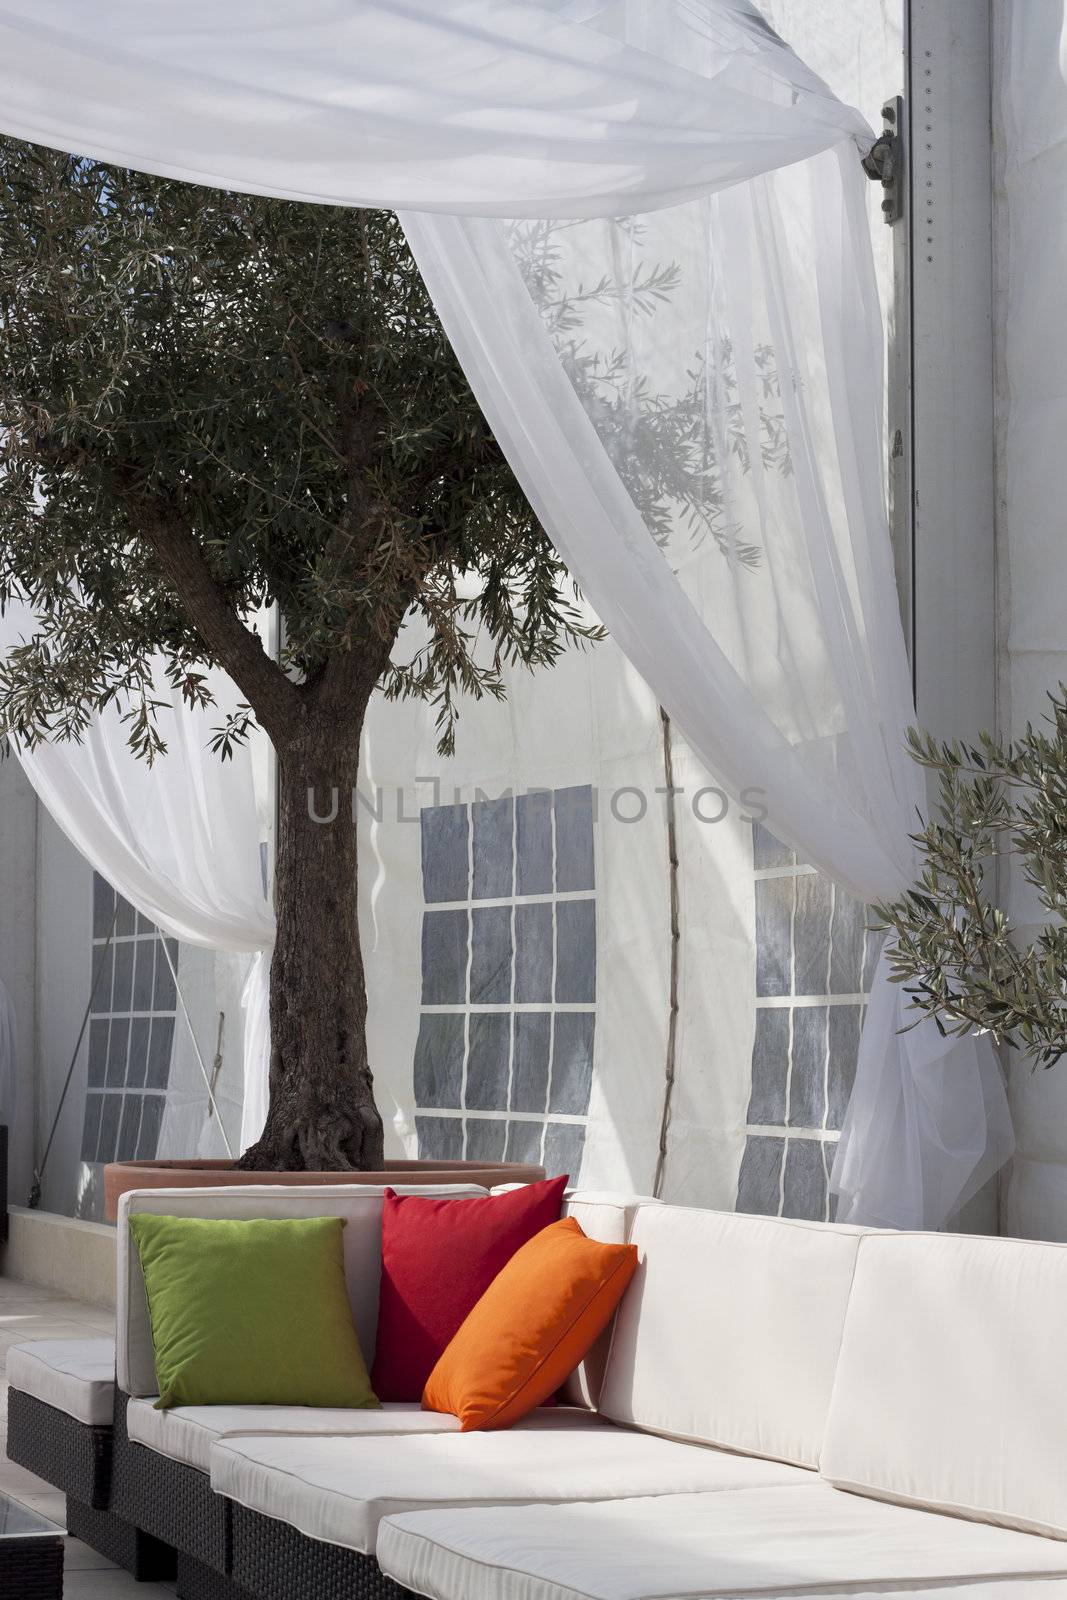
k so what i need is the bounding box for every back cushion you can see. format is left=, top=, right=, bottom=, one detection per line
left=599, top=1205, right=864, bottom=1467
left=561, top=1191, right=655, bottom=1407
left=117, top=1184, right=487, bottom=1396
left=821, top=1231, right=1067, bottom=1539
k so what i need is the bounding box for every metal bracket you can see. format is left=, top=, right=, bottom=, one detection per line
left=862, top=96, right=905, bottom=224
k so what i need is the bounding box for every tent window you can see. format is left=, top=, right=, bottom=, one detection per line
left=80, top=873, right=176, bottom=1167
left=737, top=826, right=875, bottom=1220
left=414, top=787, right=596, bottom=1176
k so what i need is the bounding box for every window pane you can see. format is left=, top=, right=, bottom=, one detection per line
left=472, top=796, right=513, bottom=900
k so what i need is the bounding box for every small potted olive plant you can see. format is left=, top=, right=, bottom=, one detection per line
left=875, top=689, right=1067, bottom=1070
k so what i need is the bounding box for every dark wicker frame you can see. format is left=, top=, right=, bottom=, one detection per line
left=4, top=1389, right=178, bottom=1580
left=230, top=1502, right=410, bottom=1600
left=110, top=1389, right=232, bottom=1574
left=5, top=1389, right=111, bottom=1509
left=177, top=1551, right=258, bottom=1600
left=0, top=1533, right=64, bottom=1599
left=67, top=1496, right=177, bottom=1581
left=11, top=1386, right=417, bottom=1600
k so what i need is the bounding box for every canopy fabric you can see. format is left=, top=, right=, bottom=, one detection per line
left=0, top=0, right=870, bottom=215
left=0, top=604, right=274, bottom=1153
left=0, top=0, right=1013, bottom=1226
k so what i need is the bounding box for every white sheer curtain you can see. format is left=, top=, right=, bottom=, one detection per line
left=400, top=121, right=1013, bottom=1227
left=0, top=608, right=275, bottom=1153
left=0, top=0, right=1013, bottom=1223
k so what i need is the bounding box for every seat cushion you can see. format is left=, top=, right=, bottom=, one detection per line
left=6, top=1338, right=115, bottom=1426
left=599, top=1205, right=866, bottom=1468
left=209, top=1411, right=812, bottom=1554
left=126, top=1397, right=460, bottom=1472
left=822, top=1232, right=1067, bottom=1539
left=376, top=1487, right=1067, bottom=1600
left=559, top=1191, right=654, bottom=1409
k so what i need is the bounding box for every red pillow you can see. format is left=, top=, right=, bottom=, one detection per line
left=371, top=1176, right=568, bottom=1401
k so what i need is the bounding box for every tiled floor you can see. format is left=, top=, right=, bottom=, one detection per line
left=0, top=1273, right=177, bottom=1597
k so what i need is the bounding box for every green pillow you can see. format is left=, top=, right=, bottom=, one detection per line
left=129, top=1212, right=380, bottom=1411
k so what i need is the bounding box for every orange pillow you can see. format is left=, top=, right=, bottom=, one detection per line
left=422, top=1217, right=638, bottom=1431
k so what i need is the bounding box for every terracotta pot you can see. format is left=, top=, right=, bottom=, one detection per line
left=103, top=1157, right=546, bottom=1222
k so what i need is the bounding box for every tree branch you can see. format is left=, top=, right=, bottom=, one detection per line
left=127, top=494, right=304, bottom=742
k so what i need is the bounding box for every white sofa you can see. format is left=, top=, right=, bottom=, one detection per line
left=375, top=1211, right=1067, bottom=1600
left=114, top=1185, right=652, bottom=1472
left=15, top=1183, right=1067, bottom=1600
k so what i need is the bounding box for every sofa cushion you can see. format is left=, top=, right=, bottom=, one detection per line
left=822, top=1231, right=1067, bottom=1540
left=599, top=1206, right=865, bottom=1467
left=423, top=1218, right=638, bottom=1431
left=376, top=1487, right=1067, bottom=1600
left=129, top=1212, right=378, bottom=1410
left=125, top=1396, right=461, bottom=1472
left=116, top=1183, right=488, bottom=1397
left=6, top=1338, right=115, bottom=1426
left=209, top=1412, right=812, bottom=1554
left=372, top=1178, right=568, bottom=1402
left=559, top=1191, right=653, bottom=1409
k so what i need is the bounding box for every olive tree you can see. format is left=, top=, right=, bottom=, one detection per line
left=875, top=693, right=1067, bottom=1069
left=0, top=142, right=612, bottom=1170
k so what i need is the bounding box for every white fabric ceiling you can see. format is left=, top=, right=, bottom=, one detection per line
left=0, top=0, right=869, bottom=213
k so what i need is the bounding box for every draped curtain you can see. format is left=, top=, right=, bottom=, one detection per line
left=0, top=0, right=1013, bottom=1225
left=0, top=606, right=274, bottom=1153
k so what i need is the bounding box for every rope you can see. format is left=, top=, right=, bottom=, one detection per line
left=159, top=937, right=234, bottom=1159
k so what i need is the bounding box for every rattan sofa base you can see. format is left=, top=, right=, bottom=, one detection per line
left=110, top=1391, right=231, bottom=1573
left=6, top=1388, right=112, bottom=1508
left=177, top=1550, right=257, bottom=1600
left=66, top=1495, right=178, bottom=1581
left=230, top=1502, right=411, bottom=1600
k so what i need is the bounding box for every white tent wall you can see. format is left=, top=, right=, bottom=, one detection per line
left=2, top=741, right=249, bottom=1220
left=993, top=0, right=1067, bottom=1242
left=360, top=607, right=680, bottom=1192
left=0, top=597, right=272, bottom=1218
left=32, top=810, right=93, bottom=1217
left=360, top=597, right=881, bottom=1211
left=24, top=813, right=250, bottom=1220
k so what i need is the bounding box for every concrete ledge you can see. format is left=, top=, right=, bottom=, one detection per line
left=0, top=1206, right=116, bottom=1308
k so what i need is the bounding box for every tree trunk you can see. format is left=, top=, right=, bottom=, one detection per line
left=236, top=681, right=385, bottom=1172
